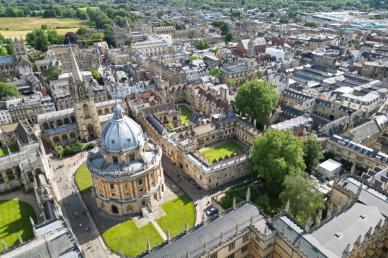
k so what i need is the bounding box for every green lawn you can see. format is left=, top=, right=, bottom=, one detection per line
left=200, top=140, right=244, bottom=164
left=157, top=194, right=195, bottom=238
left=0, top=199, right=36, bottom=252
left=103, top=220, right=163, bottom=257
left=179, top=105, right=193, bottom=125
left=0, top=148, right=8, bottom=157
left=74, top=163, right=92, bottom=194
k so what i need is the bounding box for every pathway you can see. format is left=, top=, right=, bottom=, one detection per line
left=150, top=220, right=167, bottom=241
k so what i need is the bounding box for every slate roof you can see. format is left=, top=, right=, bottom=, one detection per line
left=2, top=219, right=81, bottom=258
left=145, top=203, right=270, bottom=258
left=311, top=203, right=384, bottom=257
left=338, top=177, right=388, bottom=217
left=0, top=55, right=16, bottom=65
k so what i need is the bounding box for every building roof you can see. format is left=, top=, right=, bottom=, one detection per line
left=318, top=159, right=342, bottom=172
left=0, top=55, right=16, bottom=65
left=101, top=104, right=145, bottom=153
left=311, top=203, right=384, bottom=257
left=2, top=219, right=81, bottom=258
left=146, top=203, right=271, bottom=258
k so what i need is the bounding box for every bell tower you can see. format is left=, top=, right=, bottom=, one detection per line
left=69, top=45, right=101, bottom=142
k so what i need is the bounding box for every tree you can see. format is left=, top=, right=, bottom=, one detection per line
left=280, top=174, right=325, bottom=224
left=124, top=37, right=133, bottom=47
left=209, top=68, right=221, bottom=77
left=0, top=47, right=7, bottom=56
left=303, top=137, right=324, bottom=173
left=194, top=39, right=210, bottom=50
left=26, top=29, right=49, bottom=52
left=250, top=130, right=305, bottom=197
left=54, top=145, right=64, bottom=158
left=235, top=80, right=278, bottom=127
left=91, top=68, right=103, bottom=85
left=43, top=66, right=61, bottom=81
left=0, top=82, right=21, bottom=100
left=64, top=32, right=79, bottom=45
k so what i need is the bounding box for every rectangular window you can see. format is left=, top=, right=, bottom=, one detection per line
left=110, top=183, right=114, bottom=189
left=228, top=242, right=235, bottom=251
left=6, top=170, right=15, bottom=181
left=209, top=253, right=217, bottom=258
left=227, top=254, right=234, bottom=258
left=243, top=234, right=249, bottom=243
left=138, top=179, right=143, bottom=185
left=113, top=156, right=118, bottom=164
left=242, top=245, right=248, bottom=253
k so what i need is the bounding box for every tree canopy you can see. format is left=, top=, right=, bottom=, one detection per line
left=43, top=66, right=61, bottom=81
left=193, top=39, right=211, bottom=50
left=26, top=27, right=64, bottom=52
left=280, top=174, right=325, bottom=224
left=303, top=137, right=324, bottom=173
left=91, top=68, right=103, bottom=85
left=250, top=130, right=305, bottom=197
left=235, top=80, right=278, bottom=127
left=0, top=82, right=21, bottom=100
left=209, top=68, right=221, bottom=77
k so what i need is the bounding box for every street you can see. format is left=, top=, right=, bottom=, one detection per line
left=48, top=154, right=113, bottom=258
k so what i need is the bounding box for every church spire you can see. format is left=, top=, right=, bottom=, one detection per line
left=69, top=44, right=83, bottom=82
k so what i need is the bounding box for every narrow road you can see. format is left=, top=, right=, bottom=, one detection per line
left=48, top=154, right=115, bottom=258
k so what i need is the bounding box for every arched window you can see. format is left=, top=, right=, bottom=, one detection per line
left=83, top=104, right=91, bottom=119
left=64, top=118, right=70, bottom=124
left=43, top=123, right=49, bottom=130
left=56, top=120, right=63, bottom=127
left=111, top=205, right=119, bottom=214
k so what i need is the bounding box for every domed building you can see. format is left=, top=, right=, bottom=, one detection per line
left=87, top=104, right=164, bottom=216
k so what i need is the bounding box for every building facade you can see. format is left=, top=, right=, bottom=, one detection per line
left=87, top=104, right=164, bottom=216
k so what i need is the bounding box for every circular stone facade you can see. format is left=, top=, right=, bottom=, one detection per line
left=87, top=104, right=164, bottom=216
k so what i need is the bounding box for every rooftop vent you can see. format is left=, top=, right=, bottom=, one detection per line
left=334, top=232, right=342, bottom=238
left=360, top=214, right=366, bottom=219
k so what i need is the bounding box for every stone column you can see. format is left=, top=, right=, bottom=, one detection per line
left=132, top=181, right=137, bottom=196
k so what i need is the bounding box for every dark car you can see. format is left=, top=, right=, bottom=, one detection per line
left=205, top=206, right=218, bottom=218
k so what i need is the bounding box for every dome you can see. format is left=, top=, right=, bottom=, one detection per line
left=100, top=104, right=145, bottom=153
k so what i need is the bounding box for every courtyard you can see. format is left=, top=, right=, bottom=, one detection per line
left=179, top=105, right=193, bottom=125
left=200, top=140, right=245, bottom=164
left=0, top=199, right=36, bottom=252
left=74, top=163, right=196, bottom=257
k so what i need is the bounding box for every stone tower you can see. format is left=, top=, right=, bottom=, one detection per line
left=246, top=24, right=255, bottom=58
left=69, top=45, right=101, bottom=142
left=12, top=38, right=27, bottom=58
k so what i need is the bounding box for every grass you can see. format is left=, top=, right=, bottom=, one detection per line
left=179, top=105, right=192, bottom=125
left=74, top=163, right=92, bottom=194
left=103, top=220, right=163, bottom=257
left=0, top=148, right=8, bottom=157
left=200, top=140, right=244, bottom=164
left=157, top=194, right=196, bottom=238
left=0, top=199, right=36, bottom=252
left=0, top=17, right=87, bottom=39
